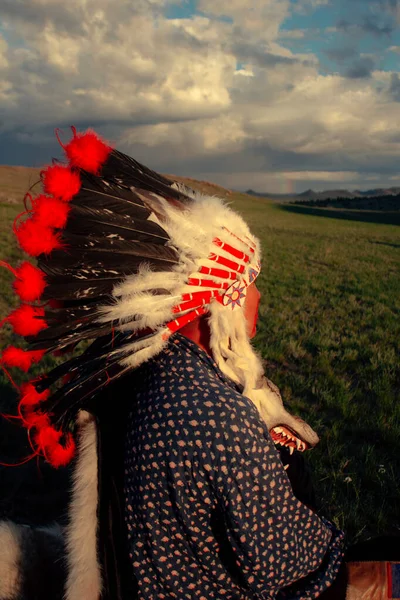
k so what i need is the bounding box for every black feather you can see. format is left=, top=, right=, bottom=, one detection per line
left=28, top=322, right=113, bottom=352
left=42, top=279, right=121, bottom=301
left=59, top=232, right=179, bottom=264
left=39, top=251, right=177, bottom=275
left=32, top=331, right=132, bottom=392
left=101, top=150, right=193, bottom=206
left=71, top=171, right=152, bottom=220
left=52, top=360, right=131, bottom=430
left=66, top=210, right=169, bottom=244
left=44, top=303, right=110, bottom=323
left=39, top=259, right=137, bottom=280
left=28, top=147, right=198, bottom=428
left=42, top=332, right=155, bottom=427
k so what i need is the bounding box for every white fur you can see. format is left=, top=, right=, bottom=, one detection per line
left=64, top=411, right=101, bottom=600
left=97, top=291, right=179, bottom=324
left=0, top=522, right=21, bottom=600
left=113, top=268, right=183, bottom=298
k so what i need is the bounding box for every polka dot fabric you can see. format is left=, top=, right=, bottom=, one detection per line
left=124, top=333, right=345, bottom=599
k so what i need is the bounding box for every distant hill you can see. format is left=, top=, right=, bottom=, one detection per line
left=297, top=187, right=400, bottom=200
left=292, top=194, right=400, bottom=211
left=0, top=166, right=41, bottom=204
left=0, top=165, right=243, bottom=205
left=246, top=186, right=400, bottom=202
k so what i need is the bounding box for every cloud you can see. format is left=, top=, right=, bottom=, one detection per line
left=1, top=9, right=236, bottom=133
left=278, top=29, right=306, bottom=39
left=231, top=40, right=312, bottom=69
left=389, top=72, right=400, bottom=100
left=337, top=16, right=394, bottom=37
left=344, top=56, right=376, bottom=79
left=292, top=0, right=330, bottom=15
left=325, top=46, right=358, bottom=63
left=280, top=171, right=360, bottom=181
left=198, top=0, right=290, bottom=38
left=361, top=16, right=394, bottom=36
left=0, top=0, right=399, bottom=193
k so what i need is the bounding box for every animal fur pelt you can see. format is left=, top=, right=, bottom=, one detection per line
left=64, top=411, right=101, bottom=600
left=0, top=411, right=100, bottom=600
left=0, top=522, right=65, bottom=600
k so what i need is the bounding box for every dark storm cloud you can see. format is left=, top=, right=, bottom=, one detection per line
left=0, top=131, right=61, bottom=167
left=337, top=17, right=394, bottom=37
left=362, top=16, right=395, bottom=37
left=324, top=46, right=358, bottom=63
left=345, top=0, right=399, bottom=10
left=389, top=73, right=400, bottom=100
left=123, top=131, right=400, bottom=183
left=232, top=40, right=313, bottom=69
left=344, top=56, right=376, bottom=78
left=1, top=0, right=84, bottom=35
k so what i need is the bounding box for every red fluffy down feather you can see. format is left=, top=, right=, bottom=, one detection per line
left=32, top=195, right=71, bottom=229
left=15, top=218, right=63, bottom=257
left=19, top=382, right=50, bottom=409
left=34, top=426, right=76, bottom=467
left=64, top=129, right=111, bottom=174
left=24, top=411, right=51, bottom=430
left=13, top=261, right=46, bottom=302
left=7, top=305, right=47, bottom=336
left=46, top=433, right=76, bottom=467
left=1, top=346, right=45, bottom=371
left=42, top=164, right=81, bottom=202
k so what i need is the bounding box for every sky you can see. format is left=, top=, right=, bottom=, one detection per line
left=0, top=0, right=400, bottom=193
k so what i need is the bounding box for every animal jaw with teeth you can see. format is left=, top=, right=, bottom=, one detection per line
left=247, top=377, right=320, bottom=454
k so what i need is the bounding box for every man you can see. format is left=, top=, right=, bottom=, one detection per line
left=0, top=128, right=392, bottom=599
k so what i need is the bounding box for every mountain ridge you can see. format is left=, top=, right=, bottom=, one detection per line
left=245, top=186, right=400, bottom=201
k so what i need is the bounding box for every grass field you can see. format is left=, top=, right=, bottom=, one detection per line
left=0, top=168, right=399, bottom=543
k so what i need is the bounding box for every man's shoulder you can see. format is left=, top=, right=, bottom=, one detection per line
left=139, top=350, right=242, bottom=416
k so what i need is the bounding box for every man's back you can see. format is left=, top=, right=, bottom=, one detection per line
left=124, top=333, right=345, bottom=599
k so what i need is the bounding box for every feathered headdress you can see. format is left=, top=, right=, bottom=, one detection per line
left=1, top=127, right=319, bottom=468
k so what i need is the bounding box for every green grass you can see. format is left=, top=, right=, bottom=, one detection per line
left=0, top=172, right=399, bottom=542
left=231, top=193, right=400, bottom=543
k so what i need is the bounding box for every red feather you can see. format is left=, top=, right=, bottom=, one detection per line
left=13, top=262, right=46, bottom=302
left=19, top=382, right=50, bottom=409
left=46, top=433, right=76, bottom=467
left=34, top=426, right=76, bottom=467
left=1, top=346, right=45, bottom=371
left=35, top=425, right=61, bottom=447
left=64, top=129, right=111, bottom=174
left=32, top=195, right=71, bottom=229
left=24, top=411, right=51, bottom=430
left=7, top=305, right=47, bottom=336
left=15, top=218, right=63, bottom=257
left=42, top=165, right=81, bottom=201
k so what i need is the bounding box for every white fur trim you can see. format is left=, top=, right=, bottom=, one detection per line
left=112, top=267, right=183, bottom=298
left=0, top=522, right=21, bottom=600
left=64, top=411, right=101, bottom=600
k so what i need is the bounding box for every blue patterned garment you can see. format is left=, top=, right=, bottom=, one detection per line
left=124, top=333, right=345, bottom=599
